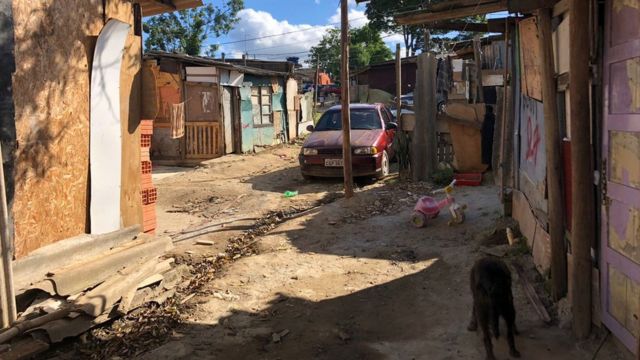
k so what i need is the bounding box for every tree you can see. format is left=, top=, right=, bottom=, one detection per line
left=365, top=0, right=482, bottom=56
left=143, top=1, right=244, bottom=56
left=308, top=25, right=393, bottom=78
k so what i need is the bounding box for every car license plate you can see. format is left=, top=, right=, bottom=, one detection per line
left=325, top=158, right=343, bottom=167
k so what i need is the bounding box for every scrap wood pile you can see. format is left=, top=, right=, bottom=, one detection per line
left=0, top=226, right=186, bottom=359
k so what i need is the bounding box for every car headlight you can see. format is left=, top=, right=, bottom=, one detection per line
left=303, top=148, right=318, bottom=155
left=354, top=147, right=378, bottom=155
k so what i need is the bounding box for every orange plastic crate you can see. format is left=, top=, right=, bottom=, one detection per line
left=453, top=172, right=482, bottom=186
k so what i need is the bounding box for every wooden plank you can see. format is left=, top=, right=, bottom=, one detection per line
left=395, top=2, right=506, bottom=25
left=513, top=261, right=552, bottom=324
left=538, top=8, right=567, bottom=300
left=519, top=17, right=543, bottom=101
left=120, top=19, right=143, bottom=231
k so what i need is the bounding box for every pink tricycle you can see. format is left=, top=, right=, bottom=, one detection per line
left=411, top=180, right=467, bottom=228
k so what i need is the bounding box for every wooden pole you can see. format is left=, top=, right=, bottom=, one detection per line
left=412, top=53, right=437, bottom=181
left=569, top=0, right=593, bottom=339
left=500, top=19, right=510, bottom=198
left=396, top=44, right=402, bottom=115
left=537, top=8, right=567, bottom=301
left=314, top=61, right=319, bottom=109
left=340, top=0, right=354, bottom=198
left=473, top=35, right=485, bottom=103
left=0, top=142, right=16, bottom=326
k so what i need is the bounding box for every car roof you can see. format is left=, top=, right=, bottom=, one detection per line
left=327, top=103, right=383, bottom=111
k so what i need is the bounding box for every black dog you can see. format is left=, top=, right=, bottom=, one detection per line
left=468, top=257, right=520, bottom=360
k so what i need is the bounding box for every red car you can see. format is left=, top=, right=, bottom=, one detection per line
left=299, top=103, right=398, bottom=179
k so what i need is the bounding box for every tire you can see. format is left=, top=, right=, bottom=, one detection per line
left=376, top=150, right=390, bottom=180
left=411, top=212, right=427, bottom=228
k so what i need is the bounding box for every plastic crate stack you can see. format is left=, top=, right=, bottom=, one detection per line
left=140, top=120, right=157, bottom=234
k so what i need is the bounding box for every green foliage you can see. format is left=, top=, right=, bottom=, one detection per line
left=143, top=1, right=244, bottom=56
left=308, top=24, right=393, bottom=78
left=365, top=0, right=485, bottom=55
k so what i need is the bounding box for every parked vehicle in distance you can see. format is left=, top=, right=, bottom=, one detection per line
left=397, top=93, right=414, bottom=106
left=323, top=84, right=341, bottom=96
left=299, top=103, right=397, bottom=180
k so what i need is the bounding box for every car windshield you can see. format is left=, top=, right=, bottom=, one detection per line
left=314, top=109, right=382, bottom=131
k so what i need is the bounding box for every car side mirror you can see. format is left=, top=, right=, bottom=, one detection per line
left=386, top=122, right=398, bottom=130
left=306, top=125, right=315, bottom=132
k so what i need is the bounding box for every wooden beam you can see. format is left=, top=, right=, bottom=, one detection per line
left=507, top=0, right=558, bottom=13
left=395, top=0, right=557, bottom=26
left=537, top=8, right=567, bottom=301
left=340, top=0, right=354, bottom=198
left=152, top=0, right=177, bottom=10
left=429, top=0, right=499, bottom=12
left=428, top=20, right=506, bottom=33
left=569, top=0, right=593, bottom=340
left=395, top=2, right=506, bottom=26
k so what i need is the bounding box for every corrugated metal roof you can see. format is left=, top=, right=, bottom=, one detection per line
left=144, top=51, right=290, bottom=77
left=137, top=0, right=203, bottom=17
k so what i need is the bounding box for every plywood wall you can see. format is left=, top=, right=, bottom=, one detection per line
left=109, top=1, right=143, bottom=229
left=518, top=17, right=543, bottom=102
left=10, top=0, right=141, bottom=257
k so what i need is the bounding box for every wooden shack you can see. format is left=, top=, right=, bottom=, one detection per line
left=143, top=52, right=297, bottom=164
left=0, top=1, right=201, bottom=258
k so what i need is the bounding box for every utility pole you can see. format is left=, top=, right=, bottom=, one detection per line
left=569, top=0, right=593, bottom=339
left=537, top=8, right=567, bottom=300
left=340, top=0, right=354, bottom=198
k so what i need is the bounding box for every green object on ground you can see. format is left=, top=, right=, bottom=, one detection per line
left=284, top=191, right=298, bottom=198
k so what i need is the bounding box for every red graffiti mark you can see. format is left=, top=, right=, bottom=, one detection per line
left=242, top=123, right=251, bottom=129
left=525, top=116, right=541, bottom=165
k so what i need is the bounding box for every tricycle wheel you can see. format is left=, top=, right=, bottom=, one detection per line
left=411, top=212, right=427, bottom=228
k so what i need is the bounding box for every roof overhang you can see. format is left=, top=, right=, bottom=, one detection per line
left=394, top=0, right=557, bottom=26
left=137, top=0, right=203, bottom=17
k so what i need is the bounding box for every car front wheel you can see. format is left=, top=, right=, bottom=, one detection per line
left=376, top=150, right=390, bottom=179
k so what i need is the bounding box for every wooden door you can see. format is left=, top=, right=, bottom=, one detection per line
left=601, top=0, right=640, bottom=353
left=185, top=82, right=223, bottom=159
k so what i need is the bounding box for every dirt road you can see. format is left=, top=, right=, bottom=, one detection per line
left=47, top=145, right=626, bottom=359
left=136, top=145, right=625, bottom=360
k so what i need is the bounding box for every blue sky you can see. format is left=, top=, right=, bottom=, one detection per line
left=204, top=0, right=389, bottom=62
left=194, top=1, right=509, bottom=62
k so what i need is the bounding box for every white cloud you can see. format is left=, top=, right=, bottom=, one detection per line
left=314, top=0, right=320, bottom=4
left=212, top=9, right=331, bottom=62
left=211, top=4, right=407, bottom=62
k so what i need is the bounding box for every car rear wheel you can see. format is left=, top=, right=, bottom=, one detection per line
left=376, top=150, right=390, bottom=179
